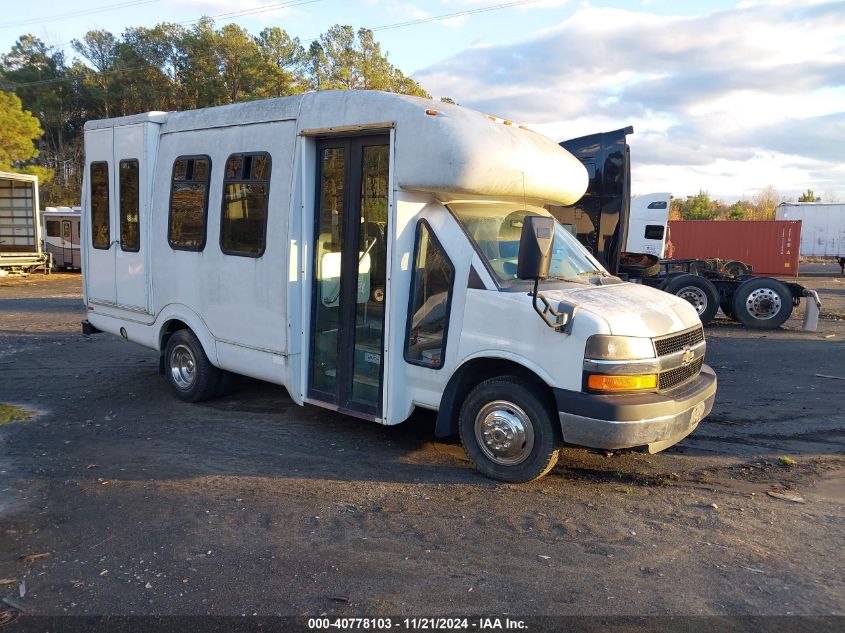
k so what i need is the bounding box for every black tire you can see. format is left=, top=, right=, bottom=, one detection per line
left=664, top=274, right=720, bottom=325
left=731, top=277, right=793, bottom=329
left=163, top=329, right=222, bottom=402
left=619, top=253, right=661, bottom=279
left=723, top=260, right=750, bottom=278
left=458, top=376, right=561, bottom=483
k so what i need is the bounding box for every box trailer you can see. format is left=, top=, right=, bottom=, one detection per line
left=776, top=202, right=845, bottom=264
left=81, top=91, right=717, bottom=482
left=0, top=171, right=50, bottom=274
left=42, top=206, right=82, bottom=269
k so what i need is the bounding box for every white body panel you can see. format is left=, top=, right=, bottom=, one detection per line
left=776, top=203, right=845, bottom=257
left=625, top=192, right=671, bottom=257
left=82, top=91, right=704, bottom=429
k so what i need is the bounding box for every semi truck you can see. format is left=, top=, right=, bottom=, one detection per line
left=80, top=91, right=716, bottom=482
left=548, top=128, right=821, bottom=330
left=0, top=171, right=51, bottom=274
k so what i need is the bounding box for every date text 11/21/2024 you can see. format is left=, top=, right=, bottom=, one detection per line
left=307, top=617, right=528, bottom=630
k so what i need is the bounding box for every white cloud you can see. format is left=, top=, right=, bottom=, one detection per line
left=414, top=0, right=845, bottom=200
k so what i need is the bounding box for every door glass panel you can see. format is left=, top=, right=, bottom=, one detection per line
left=405, top=222, right=454, bottom=368
left=350, top=144, right=389, bottom=407
left=311, top=147, right=346, bottom=399
left=90, top=162, right=110, bottom=249
left=119, top=159, right=140, bottom=252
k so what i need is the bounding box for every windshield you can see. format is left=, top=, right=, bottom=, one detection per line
left=450, top=203, right=603, bottom=283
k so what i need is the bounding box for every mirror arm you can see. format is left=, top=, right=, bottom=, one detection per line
left=531, top=279, right=571, bottom=333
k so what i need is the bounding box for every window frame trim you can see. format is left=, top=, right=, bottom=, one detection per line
left=219, top=151, right=272, bottom=258
left=89, top=161, right=111, bottom=251
left=403, top=219, right=456, bottom=371
left=118, top=158, right=141, bottom=253
left=167, top=154, right=213, bottom=252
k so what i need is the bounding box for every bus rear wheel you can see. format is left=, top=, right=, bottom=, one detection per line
left=164, top=329, right=222, bottom=402
left=458, top=376, right=560, bottom=483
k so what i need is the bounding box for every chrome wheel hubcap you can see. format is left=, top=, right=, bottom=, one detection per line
left=170, top=343, right=196, bottom=390
left=677, top=286, right=708, bottom=315
left=746, top=288, right=781, bottom=320
left=475, top=400, right=534, bottom=466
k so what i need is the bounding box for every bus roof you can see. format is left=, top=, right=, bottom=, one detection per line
left=84, top=90, right=587, bottom=207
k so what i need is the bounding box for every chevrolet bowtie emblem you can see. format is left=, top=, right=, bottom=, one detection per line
left=681, top=347, right=695, bottom=365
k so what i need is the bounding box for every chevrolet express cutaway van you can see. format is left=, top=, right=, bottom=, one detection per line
left=81, top=90, right=716, bottom=482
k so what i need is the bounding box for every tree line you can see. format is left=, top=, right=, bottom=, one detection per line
left=670, top=187, right=834, bottom=222
left=0, top=20, right=429, bottom=205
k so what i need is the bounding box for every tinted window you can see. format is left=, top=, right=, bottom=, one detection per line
left=119, top=160, right=140, bottom=252
left=169, top=156, right=211, bottom=251
left=644, top=224, right=665, bottom=240
left=220, top=153, right=271, bottom=256
left=46, top=220, right=60, bottom=237
left=647, top=200, right=668, bottom=209
left=90, top=162, right=110, bottom=249
left=405, top=222, right=454, bottom=369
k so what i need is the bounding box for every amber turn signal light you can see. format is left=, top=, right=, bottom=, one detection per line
left=587, top=374, right=657, bottom=391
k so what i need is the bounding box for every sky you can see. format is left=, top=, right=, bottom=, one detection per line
left=2, top=0, right=844, bottom=201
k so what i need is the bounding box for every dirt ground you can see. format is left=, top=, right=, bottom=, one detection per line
left=0, top=269, right=843, bottom=621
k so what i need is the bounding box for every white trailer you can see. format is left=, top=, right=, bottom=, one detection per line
left=81, top=91, right=716, bottom=482
left=42, top=206, right=82, bottom=269
left=776, top=202, right=845, bottom=261
left=0, top=171, right=50, bottom=274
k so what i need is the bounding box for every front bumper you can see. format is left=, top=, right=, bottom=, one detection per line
left=554, top=365, right=717, bottom=453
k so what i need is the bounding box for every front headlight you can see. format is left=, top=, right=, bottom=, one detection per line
left=584, top=335, right=655, bottom=360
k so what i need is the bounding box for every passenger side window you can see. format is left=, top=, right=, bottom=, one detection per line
left=644, top=224, right=665, bottom=240
left=220, top=152, right=271, bottom=257
left=90, top=162, right=110, bottom=249
left=169, top=156, right=211, bottom=251
left=46, top=221, right=60, bottom=237
left=119, top=159, right=140, bottom=252
left=405, top=221, right=454, bottom=369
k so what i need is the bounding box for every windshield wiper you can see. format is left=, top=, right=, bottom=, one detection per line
left=545, top=275, right=591, bottom=284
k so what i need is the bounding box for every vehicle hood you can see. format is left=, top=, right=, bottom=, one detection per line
left=540, top=282, right=701, bottom=337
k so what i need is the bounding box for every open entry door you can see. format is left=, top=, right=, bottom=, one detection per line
left=308, top=135, right=391, bottom=417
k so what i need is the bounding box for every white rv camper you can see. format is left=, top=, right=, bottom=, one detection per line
left=42, top=206, right=82, bottom=269
left=81, top=91, right=716, bottom=482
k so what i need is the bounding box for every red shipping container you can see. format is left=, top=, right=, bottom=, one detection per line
left=667, top=220, right=801, bottom=278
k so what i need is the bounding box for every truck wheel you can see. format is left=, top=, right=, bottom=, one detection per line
left=458, top=376, right=560, bottom=483
left=665, top=274, right=720, bottom=325
left=164, top=329, right=222, bottom=402
left=731, top=277, right=793, bottom=329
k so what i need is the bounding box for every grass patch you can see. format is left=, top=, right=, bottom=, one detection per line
left=778, top=456, right=797, bottom=467
left=0, top=403, right=35, bottom=426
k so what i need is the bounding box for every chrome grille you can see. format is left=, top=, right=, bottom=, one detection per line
left=654, top=327, right=704, bottom=357
left=659, top=358, right=703, bottom=390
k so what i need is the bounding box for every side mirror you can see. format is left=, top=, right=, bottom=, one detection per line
left=516, top=215, right=554, bottom=280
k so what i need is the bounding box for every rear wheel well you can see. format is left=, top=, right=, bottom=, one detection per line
left=435, top=358, right=555, bottom=438
left=158, top=320, right=191, bottom=374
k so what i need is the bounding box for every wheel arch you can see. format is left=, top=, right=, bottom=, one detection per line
left=155, top=305, right=219, bottom=370
left=435, top=355, right=557, bottom=438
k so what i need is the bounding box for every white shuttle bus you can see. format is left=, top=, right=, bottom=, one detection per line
left=81, top=91, right=716, bottom=482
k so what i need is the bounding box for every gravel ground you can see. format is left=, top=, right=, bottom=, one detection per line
left=0, top=271, right=843, bottom=621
